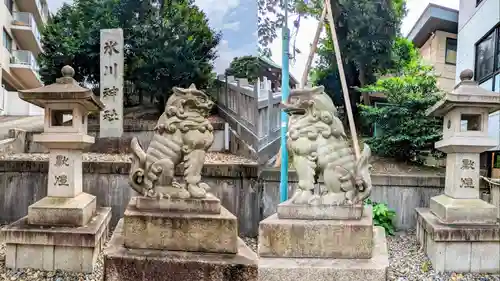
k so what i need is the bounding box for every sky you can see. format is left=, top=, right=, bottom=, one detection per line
left=47, top=0, right=459, bottom=78
left=47, top=0, right=258, bottom=75
left=269, top=0, right=460, bottom=80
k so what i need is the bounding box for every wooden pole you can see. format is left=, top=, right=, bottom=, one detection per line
left=275, top=0, right=361, bottom=167
left=325, top=0, right=360, bottom=160
left=300, top=5, right=327, bottom=88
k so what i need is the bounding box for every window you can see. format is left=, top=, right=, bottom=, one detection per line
left=2, top=29, right=12, bottom=53
left=445, top=38, right=457, bottom=65
left=474, top=25, right=500, bottom=92
left=460, top=114, right=482, bottom=131
left=476, top=32, right=495, bottom=81
left=3, top=0, right=12, bottom=13
left=494, top=153, right=500, bottom=169
left=50, top=110, right=73, bottom=127
left=495, top=74, right=500, bottom=92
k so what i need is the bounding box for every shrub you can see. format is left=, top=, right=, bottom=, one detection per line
left=358, top=63, right=444, bottom=163
left=364, top=199, right=396, bottom=236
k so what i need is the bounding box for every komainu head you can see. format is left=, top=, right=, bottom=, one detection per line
left=281, top=86, right=338, bottom=117
left=165, top=84, right=214, bottom=118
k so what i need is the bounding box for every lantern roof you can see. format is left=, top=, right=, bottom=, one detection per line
left=19, top=65, right=104, bottom=111
left=426, top=69, right=500, bottom=117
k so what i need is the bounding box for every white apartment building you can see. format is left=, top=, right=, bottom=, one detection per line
left=456, top=0, right=500, bottom=173
left=457, top=0, right=499, bottom=89
left=0, top=0, right=47, bottom=115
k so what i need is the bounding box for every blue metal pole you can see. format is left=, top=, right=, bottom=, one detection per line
left=279, top=0, right=290, bottom=203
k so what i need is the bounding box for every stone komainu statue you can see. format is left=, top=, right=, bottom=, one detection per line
left=282, top=86, right=372, bottom=205
left=129, top=84, right=215, bottom=199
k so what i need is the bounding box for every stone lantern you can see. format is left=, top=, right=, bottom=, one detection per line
left=1, top=66, right=112, bottom=273
left=416, top=69, right=500, bottom=273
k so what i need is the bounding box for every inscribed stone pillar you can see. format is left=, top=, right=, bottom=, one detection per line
left=100, top=28, right=124, bottom=138
left=47, top=149, right=83, bottom=197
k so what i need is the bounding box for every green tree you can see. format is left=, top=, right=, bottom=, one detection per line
left=381, top=37, right=421, bottom=76
left=258, top=0, right=406, bottom=130
left=39, top=0, right=221, bottom=110
left=358, top=56, right=443, bottom=163
left=224, top=56, right=264, bottom=83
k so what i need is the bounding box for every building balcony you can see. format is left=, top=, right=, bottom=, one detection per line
left=11, top=12, right=43, bottom=55
left=15, top=0, right=49, bottom=27
left=9, top=50, right=43, bottom=89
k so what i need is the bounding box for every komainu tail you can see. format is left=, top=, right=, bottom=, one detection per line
left=337, top=144, right=373, bottom=203
left=129, top=137, right=149, bottom=195
left=353, top=144, right=373, bottom=200
left=356, top=144, right=372, bottom=176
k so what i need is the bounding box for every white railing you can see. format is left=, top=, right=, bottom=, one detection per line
left=215, top=75, right=282, bottom=151
left=12, top=12, right=42, bottom=46
left=0, top=88, right=6, bottom=114
left=35, top=0, right=49, bottom=22
left=10, top=50, right=41, bottom=79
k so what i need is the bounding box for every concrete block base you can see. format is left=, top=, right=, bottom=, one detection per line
left=258, top=226, right=389, bottom=281
left=135, top=194, right=221, bottom=214
left=104, top=219, right=258, bottom=281
left=416, top=208, right=500, bottom=273
left=2, top=207, right=111, bottom=273
left=259, top=206, right=373, bottom=259
left=430, top=194, right=498, bottom=225
left=277, top=199, right=363, bottom=220
left=28, top=192, right=96, bottom=226
left=123, top=197, right=238, bottom=253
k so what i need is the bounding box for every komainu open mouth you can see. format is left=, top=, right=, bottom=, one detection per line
left=281, top=102, right=307, bottom=115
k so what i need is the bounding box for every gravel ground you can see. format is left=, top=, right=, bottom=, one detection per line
left=387, top=230, right=499, bottom=281
left=0, top=152, right=258, bottom=165
left=0, top=230, right=498, bottom=280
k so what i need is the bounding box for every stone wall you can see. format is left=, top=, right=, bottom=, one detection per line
left=0, top=160, right=259, bottom=236
left=259, top=169, right=445, bottom=231
left=0, top=160, right=451, bottom=236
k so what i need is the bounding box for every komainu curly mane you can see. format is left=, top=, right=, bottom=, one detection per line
left=128, top=84, right=215, bottom=199
left=282, top=86, right=372, bottom=205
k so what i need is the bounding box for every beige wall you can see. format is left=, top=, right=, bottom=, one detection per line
left=419, top=30, right=457, bottom=92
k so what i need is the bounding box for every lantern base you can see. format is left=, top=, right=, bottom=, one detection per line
left=416, top=208, right=500, bottom=273
left=430, top=194, right=498, bottom=225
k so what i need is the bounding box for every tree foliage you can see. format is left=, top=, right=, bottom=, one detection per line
left=39, top=0, right=221, bottom=110
left=258, top=0, right=406, bottom=130
left=224, top=56, right=264, bottom=83
left=380, top=37, right=421, bottom=76
left=358, top=42, right=444, bottom=163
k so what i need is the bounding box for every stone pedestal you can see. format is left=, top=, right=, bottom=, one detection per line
left=28, top=192, right=97, bottom=226
left=429, top=194, right=497, bottom=225
left=103, top=196, right=258, bottom=281
left=416, top=208, right=500, bottom=273
left=258, top=201, right=389, bottom=281
left=3, top=207, right=111, bottom=272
